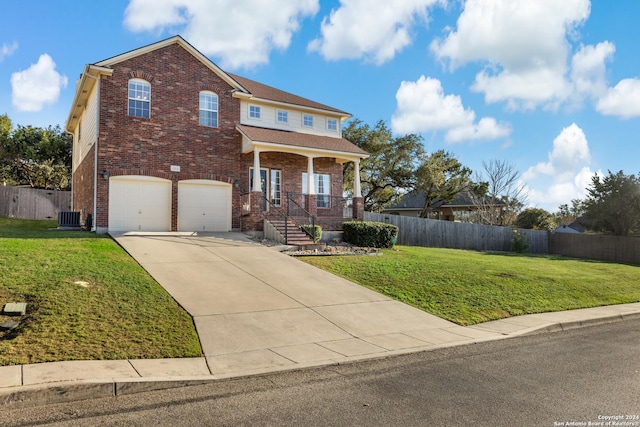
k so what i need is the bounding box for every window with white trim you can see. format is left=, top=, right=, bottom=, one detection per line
left=270, top=170, right=282, bottom=206
left=302, top=172, right=331, bottom=208
left=303, top=114, right=313, bottom=127
left=128, top=79, right=150, bottom=118
left=327, top=118, right=337, bottom=131
left=249, top=105, right=261, bottom=119
left=199, top=91, right=218, bottom=127
left=277, top=110, right=288, bottom=124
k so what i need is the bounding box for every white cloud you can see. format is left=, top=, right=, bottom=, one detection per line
left=431, top=0, right=592, bottom=109
left=595, top=78, right=640, bottom=119
left=11, top=54, right=68, bottom=112
left=0, top=42, right=18, bottom=62
left=391, top=75, right=511, bottom=143
left=124, top=0, right=319, bottom=69
left=472, top=67, right=570, bottom=111
left=308, top=0, right=444, bottom=64
left=571, top=41, right=615, bottom=101
left=522, top=123, right=598, bottom=209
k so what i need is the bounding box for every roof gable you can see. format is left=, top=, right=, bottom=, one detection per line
left=94, top=35, right=246, bottom=93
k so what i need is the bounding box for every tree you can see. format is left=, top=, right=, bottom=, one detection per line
left=515, top=208, right=557, bottom=231
left=555, top=199, right=585, bottom=226
left=0, top=114, right=11, bottom=143
left=582, top=170, right=640, bottom=236
left=10, top=124, right=72, bottom=166
left=0, top=118, right=72, bottom=190
left=472, top=159, right=527, bottom=226
left=414, top=150, right=473, bottom=218
left=0, top=114, right=16, bottom=186
left=343, top=119, right=424, bottom=212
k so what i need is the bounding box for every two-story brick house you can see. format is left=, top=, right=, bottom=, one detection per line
left=65, top=36, right=367, bottom=238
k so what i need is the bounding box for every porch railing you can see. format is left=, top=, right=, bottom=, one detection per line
left=285, top=193, right=316, bottom=241
left=243, top=191, right=360, bottom=236
left=242, top=192, right=317, bottom=243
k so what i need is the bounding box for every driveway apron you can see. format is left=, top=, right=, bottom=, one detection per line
left=112, top=232, right=470, bottom=376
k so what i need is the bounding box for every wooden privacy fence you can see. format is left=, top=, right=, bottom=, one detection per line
left=549, top=233, right=640, bottom=264
left=0, top=186, right=71, bottom=220
left=365, top=212, right=549, bottom=253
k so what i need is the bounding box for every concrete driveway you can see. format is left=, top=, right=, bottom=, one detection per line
left=112, top=232, right=503, bottom=376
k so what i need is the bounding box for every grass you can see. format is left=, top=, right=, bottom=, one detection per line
left=301, top=246, right=640, bottom=326
left=0, top=218, right=202, bottom=366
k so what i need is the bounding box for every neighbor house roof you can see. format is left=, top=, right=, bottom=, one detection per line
left=385, top=190, right=505, bottom=211
left=555, top=217, right=589, bottom=233
left=237, top=125, right=368, bottom=160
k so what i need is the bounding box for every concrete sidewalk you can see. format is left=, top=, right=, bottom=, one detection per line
left=1, top=232, right=639, bottom=408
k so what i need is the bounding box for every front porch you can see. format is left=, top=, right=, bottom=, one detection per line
left=236, top=124, right=368, bottom=243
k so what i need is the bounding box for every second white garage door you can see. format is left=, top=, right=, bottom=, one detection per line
left=178, top=180, right=232, bottom=232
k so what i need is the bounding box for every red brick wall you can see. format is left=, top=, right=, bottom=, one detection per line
left=95, top=43, right=243, bottom=230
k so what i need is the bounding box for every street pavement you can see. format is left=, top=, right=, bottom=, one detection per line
left=1, top=232, right=639, bottom=408
left=3, top=320, right=637, bottom=426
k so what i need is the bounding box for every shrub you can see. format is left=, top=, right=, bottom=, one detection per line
left=512, top=229, right=530, bottom=253
left=342, top=221, right=398, bottom=248
left=301, top=224, right=322, bottom=243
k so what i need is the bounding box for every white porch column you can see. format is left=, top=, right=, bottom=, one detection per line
left=354, top=159, right=362, bottom=198
left=306, top=156, right=316, bottom=194
left=252, top=149, right=261, bottom=192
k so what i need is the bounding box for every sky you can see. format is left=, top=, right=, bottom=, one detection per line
left=2, top=0, right=640, bottom=212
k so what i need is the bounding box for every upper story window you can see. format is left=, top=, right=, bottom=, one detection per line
left=327, top=118, right=337, bottom=131
left=128, top=79, right=150, bottom=118
left=249, top=105, right=261, bottom=119
left=277, top=110, right=288, bottom=124
left=199, top=91, right=219, bottom=127
left=303, top=114, right=313, bottom=127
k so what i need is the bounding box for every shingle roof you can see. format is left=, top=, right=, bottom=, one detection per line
left=229, top=73, right=350, bottom=116
left=237, top=125, right=368, bottom=156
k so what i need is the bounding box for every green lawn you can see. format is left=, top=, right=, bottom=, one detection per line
left=0, top=218, right=202, bottom=366
left=301, top=246, right=640, bottom=326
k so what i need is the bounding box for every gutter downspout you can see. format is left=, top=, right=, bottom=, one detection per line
left=84, top=72, right=100, bottom=232
left=64, top=130, right=75, bottom=213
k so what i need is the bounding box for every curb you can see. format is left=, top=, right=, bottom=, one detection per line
left=1, top=310, right=638, bottom=410
left=516, top=310, right=640, bottom=337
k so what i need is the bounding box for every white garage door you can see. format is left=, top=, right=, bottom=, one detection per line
left=178, top=180, right=232, bottom=232
left=109, top=176, right=171, bottom=232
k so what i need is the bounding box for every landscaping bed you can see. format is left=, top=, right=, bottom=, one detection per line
left=287, top=241, right=381, bottom=256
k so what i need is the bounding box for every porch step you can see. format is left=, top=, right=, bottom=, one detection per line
left=267, top=219, right=316, bottom=246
